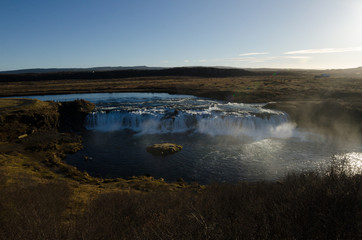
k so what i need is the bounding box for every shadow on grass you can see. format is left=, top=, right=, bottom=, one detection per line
left=0, top=178, right=72, bottom=239
left=0, top=158, right=361, bottom=240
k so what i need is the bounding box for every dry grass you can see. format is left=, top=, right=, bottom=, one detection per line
left=1, top=74, right=362, bottom=104
left=0, top=179, right=72, bottom=240
left=0, top=158, right=361, bottom=240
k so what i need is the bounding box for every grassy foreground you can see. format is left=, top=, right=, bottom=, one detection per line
left=0, top=159, right=361, bottom=239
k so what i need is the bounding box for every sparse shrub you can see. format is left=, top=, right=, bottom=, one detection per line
left=75, top=158, right=361, bottom=240
left=0, top=180, right=72, bottom=240
left=0, top=157, right=361, bottom=239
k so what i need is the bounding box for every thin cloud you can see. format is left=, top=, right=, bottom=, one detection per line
left=285, top=56, right=311, bottom=59
left=195, top=54, right=312, bottom=65
left=227, top=56, right=277, bottom=63
left=284, top=47, right=362, bottom=55
left=225, top=55, right=312, bottom=64
left=239, top=52, right=270, bottom=57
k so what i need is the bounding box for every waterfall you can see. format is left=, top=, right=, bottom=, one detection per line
left=85, top=109, right=295, bottom=138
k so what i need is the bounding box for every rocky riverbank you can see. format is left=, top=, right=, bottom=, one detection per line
left=0, top=99, right=94, bottom=141
left=0, top=98, right=197, bottom=191
left=0, top=99, right=96, bottom=182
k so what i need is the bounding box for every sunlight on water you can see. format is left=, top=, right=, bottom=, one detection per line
left=338, top=152, right=362, bottom=174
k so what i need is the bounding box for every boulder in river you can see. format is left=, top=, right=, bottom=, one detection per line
left=146, top=143, right=183, bottom=156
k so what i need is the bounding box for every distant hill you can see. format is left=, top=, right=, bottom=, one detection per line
left=325, top=67, right=362, bottom=77
left=0, top=66, right=164, bottom=74
left=0, top=67, right=255, bottom=82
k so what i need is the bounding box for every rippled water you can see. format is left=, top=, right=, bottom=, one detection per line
left=16, top=92, right=362, bottom=183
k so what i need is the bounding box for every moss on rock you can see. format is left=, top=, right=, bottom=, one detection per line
left=146, top=143, right=183, bottom=156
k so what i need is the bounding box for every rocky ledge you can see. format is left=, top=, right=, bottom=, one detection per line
left=147, top=143, right=183, bottom=156
left=0, top=98, right=96, bottom=183
left=0, top=98, right=95, bottom=142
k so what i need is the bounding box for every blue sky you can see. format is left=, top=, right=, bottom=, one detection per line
left=1, top=0, right=362, bottom=71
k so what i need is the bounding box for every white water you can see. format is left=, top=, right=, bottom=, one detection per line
left=84, top=96, right=297, bottom=140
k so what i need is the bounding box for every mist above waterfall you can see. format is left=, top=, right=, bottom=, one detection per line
left=84, top=95, right=296, bottom=140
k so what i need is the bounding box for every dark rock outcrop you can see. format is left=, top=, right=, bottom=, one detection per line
left=0, top=99, right=60, bottom=141
left=58, top=99, right=95, bottom=132
left=0, top=99, right=94, bottom=141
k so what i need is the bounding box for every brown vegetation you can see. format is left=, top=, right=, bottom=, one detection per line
left=1, top=68, right=361, bottom=104
left=0, top=160, right=361, bottom=240
left=146, top=143, right=183, bottom=156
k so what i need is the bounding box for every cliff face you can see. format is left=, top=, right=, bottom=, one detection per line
left=0, top=99, right=95, bottom=142
left=58, top=99, right=95, bottom=132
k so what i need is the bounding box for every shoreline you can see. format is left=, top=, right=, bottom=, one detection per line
left=0, top=98, right=200, bottom=190
left=1, top=96, right=361, bottom=186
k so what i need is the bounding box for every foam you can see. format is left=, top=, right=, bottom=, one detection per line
left=85, top=107, right=295, bottom=139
